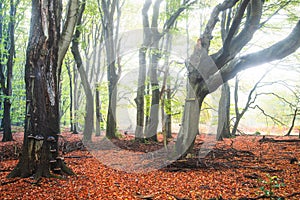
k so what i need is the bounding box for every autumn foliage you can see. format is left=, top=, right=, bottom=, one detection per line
left=1, top=132, right=300, bottom=199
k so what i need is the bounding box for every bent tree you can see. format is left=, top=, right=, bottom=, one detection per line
left=175, top=0, right=300, bottom=156
left=8, top=0, right=79, bottom=178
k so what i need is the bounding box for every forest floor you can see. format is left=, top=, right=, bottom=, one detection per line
left=1, top=131, right=300, bottom=200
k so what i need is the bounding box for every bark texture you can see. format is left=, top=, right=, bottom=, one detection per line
left=8, top=0, right=74, bottom=179
left=71, top=0, right=94, bottom=141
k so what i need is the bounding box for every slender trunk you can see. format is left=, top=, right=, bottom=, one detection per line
left=2, top=99, right=12, bottom=142
left=134, top=47, right=147, bottom=141
left=232, top=77, right=241, bottom=136
left=163, top=33, right=172, bottom=139
left=106, top=64, right=118, bottom=138
left=1, top=0, right=16, bottom=142
left=286, top=108, right=298, bottom=136
left=165, top=83, right=172, bottom=138
left=145, top=51, right=160, bottom=142
left=66, top=61, right=74, bottom=132
left=101, top=0, right=120, bottom=139
left=231, top=117, right=241, bottom=136
left=217, top=82, right=231, bottom=140
left=95, top=83, right=101, bottom=136
left=73, top=63, right=79, bottom=134
left=71, top=0, right=94, bottom=141
left=144, top=82, right=150, bottom=133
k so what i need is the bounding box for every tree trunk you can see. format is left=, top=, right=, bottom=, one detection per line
left=8, top=0, right=73, bottom=179
left=144, top=82, right=151, bottom=134
left=71, top=0, right=93, bottom=141
left=286, top=108, right=298, bottom=136
left=2, top=99, right=12, bottom=142
left=106, top=66, right=118, bottom=138
left=1, top=0, right=17, bottom=142
left=165, top=84, right=172, bottom=139
left=71, top=49, right=94, bottom=141
left=175, top=82, right=205, bottom=157
left=145, top=51, right=160, bottom=142
left=217, top=82, right=231, bottom=140
left=65, top=60, right=74, bottom=132
left=134, top=0, right=151, bottom=142
left=134, top=47, right=147, bottom=141
left=100, top=0, right=120, bottom=139
left=95, top=83, right=102, bottom=136
left=73, top=63, right=79, bottom=134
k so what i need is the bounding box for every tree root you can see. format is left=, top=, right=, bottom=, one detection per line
left=259, top=136, right=300, bottom=143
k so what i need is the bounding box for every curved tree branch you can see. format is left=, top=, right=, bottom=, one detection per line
left=163, top=0, right=196, bottom=32
left=212, top=0, right=262, bottom=67
left=207, top=20, right=300, bottom=93
left=202, top=0, right=240, bottom=50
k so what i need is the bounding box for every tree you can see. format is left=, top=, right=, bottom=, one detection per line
left=217, top=82, right=231, bottom=140
left=134, top=0, right=152, bottom=142
left=71, top=0, right=94, bottom=141
left=98, top=0, right=123, bottom=138
left=175, top=0, right=300, bottom=156
left=8, top=0, right=79, bottom=179
left=135, top=0, right=195, bottom=142
left=0, top=0, right=19, bottom=142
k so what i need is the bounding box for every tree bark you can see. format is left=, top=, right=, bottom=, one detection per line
left=286, top=108, right=298, bottom=136
left=8, top=0, right=73, bottom=179
left=1, top=0, right=17, bottom=142
left=65, top=60, right=74, bottom=132
left=217, top=82, right=231, bottom=140
left=165, top=84, right=172, bottom=139
left=135, top=47, right=147, bottom=141
left=72, top=63, right=79, bottom=134
left=134, top=0, right=151, bottom=142
left=99, top=0, right=122, bottom=139
left=175, top=82, right=205, bottom=157
left=95, top=83, right=102, bottom=136
left=57, top=0, right=79, bottom=79
left=71, top=0, right=94, bottom=141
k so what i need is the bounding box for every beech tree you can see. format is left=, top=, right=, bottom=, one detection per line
left=0, top=0, right=19, bottom=142
left=8, top=0, right=79, bottom=178
left=175, top=0, right=300, bottom=156
left=98, top=0, right=123, bottom=138
left=71, top=0, right=95, bottom=141
left=135, top=0, right=195, bottom=141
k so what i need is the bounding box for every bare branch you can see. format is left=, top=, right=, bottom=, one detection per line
left=213, top=0, right=263, bottom=67
left=163, top=0, right=196, bottom=32
left=207, top=20, right=300, bottom=93
left=250, top=105, right=286, bottom=126
left=202, top=0, right=240, bottom=50
left=259, top=0, right=292, bottom=28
